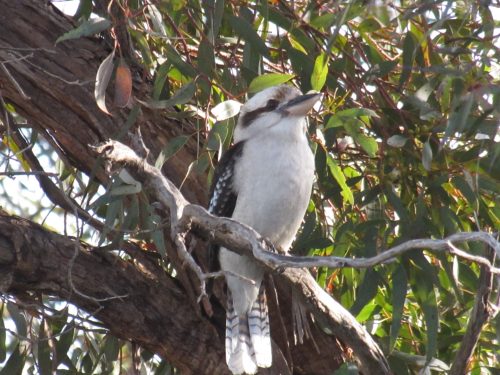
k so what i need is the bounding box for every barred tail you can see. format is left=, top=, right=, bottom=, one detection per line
left=225, top=286, right=272, bottom=374
left=249, top=285, right=272, bottom=368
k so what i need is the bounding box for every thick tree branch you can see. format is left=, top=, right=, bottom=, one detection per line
left=0, top=210, right=229, bottom=374
left=94, top=140, right=392, bottom=374
left=0, top=0, right=218, bottom=344
left=96, top=139, right=500, bottom=375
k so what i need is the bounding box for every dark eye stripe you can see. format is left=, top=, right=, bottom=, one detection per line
left=240, top=99, right=280, bottom=127
left=266, top=99, right=279, bottom=110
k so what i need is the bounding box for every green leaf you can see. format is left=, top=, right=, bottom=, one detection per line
left=164, top=45, right=197, bottom=77
left=151, top=227, right=166, bottom=258
left=98, top=196, right=123, bottom=246
left=146, top=4, right=167, bottom=36
left=451, top=176, right=477, bottom=208
left=385, top=187, right=410, bottom=223
left=130, top=29, right=154, bottom=67
left=207, top=122, right=229, bottom=154
left=116, top=103, right=142, bottom=141
left=149, top=57, right=167, bottom=88
left=332, top=362, right=360, bottom=374
left=358, top=17, right=384, bottom=33
left=123, top=194, right=140, bottom=231
left=228, top=14, right=270, bottom=58
left=442, top=93, right=474, bottom=146
left=248, top=73, right=295, bottom=93
left=141, top=81, right=196, bottom=109
left=355, top=299, right=378, bottom=323
left=326, top=108, right=378, bottom=128
left=327, top=156, right=354, bottom=205
left=391, top=351, right=450, bottom=372
left=409, top=254, right=439, bottom=364
left=198, top=39, right=215, bottom=77
left=350, top=269, right=380, bottom=317
left=155, top=135, right=189, bottom=169
left=344, top=121, right=379, bottom=157
left=56, top=17, right=111, bottom=43
left=103, top=335, right=120, bottom=362
left=310, top=13, right=336, bottom=30
left=399, top=31, right=417, bottom=88
left=74, top=0, right=93, bottom=20
left=390, top=264, right=407, bottom=350
left=38, top=321, right=52, bottom=375
left=56, top=326, right=75, bottom=368
left=311, top=52, right=329, bottom=91
left=207, top=0, right=224, bottom=40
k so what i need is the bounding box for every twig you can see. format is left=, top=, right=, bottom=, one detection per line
left=67, top=240, right=129, bottom=303
left=1, top=63, right=30, bottom=100
left=449, top=248, right=496, bottom=375
left=0, top=171, right=59, bottom=177
left=249, top=233, right=500, bottom=274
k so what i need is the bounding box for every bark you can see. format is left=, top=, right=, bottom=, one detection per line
left=0, top=210, right=228, bottom=374
left=0, top=1, right=346, bottom=374
left=0, top=0, right=206, bottom=205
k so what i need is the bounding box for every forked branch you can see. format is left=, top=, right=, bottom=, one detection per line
left=95, top=139, right=499, bottom=375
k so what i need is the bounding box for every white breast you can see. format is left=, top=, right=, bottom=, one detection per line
left=232, top=122, right=314, bottom=251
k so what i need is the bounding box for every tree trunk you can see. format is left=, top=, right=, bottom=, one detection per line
left=0, top=1, right=345, bottom=373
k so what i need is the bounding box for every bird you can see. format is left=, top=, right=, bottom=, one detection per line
left=208, top=84, right=320, bottom=375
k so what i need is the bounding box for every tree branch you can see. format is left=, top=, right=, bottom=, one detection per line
left=94, top=140, right=392, bottom=374
left=0, top=209, right=229, bottom=374
left=96, top=139, right=500, bottom=374
left=449, top=248, right=496, bottom=375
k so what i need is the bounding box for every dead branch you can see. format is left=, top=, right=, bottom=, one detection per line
left=449, top=249, right=496, bottom=375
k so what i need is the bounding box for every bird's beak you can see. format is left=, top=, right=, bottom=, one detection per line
left=280, top=92, right=322, bottom=116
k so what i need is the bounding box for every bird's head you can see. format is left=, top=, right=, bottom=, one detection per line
left=234, top=85, right=321, bottom=143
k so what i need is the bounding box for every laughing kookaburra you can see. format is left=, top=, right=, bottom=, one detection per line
left=208, top=85, right=320, bottom=375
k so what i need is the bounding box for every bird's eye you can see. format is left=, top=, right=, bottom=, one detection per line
left=266, top=99, right=280, bottom=110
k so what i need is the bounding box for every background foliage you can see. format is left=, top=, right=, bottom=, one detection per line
left=1, top=0, right=499, bottom=374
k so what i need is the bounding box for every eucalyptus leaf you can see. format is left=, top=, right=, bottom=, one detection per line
left=311, top=53, right=329, bottom=91
left=140, top=81, right=196, bottom=109
left=390, top=265, right=407, bottom=350
left=248, top=73, right=295, bottom=93
left=211, top=100, right=242, bottom=121
left=327, top=156, right=354, bottom=205
left=94, top=50, right=115, bottom=115
left=387, top=135, right=408, bottom=148
left=155, top=135, right=190, bottom=169
left=0, top=345, right=24, bottom=375
left=56, top=17, right=111, bottom=43
left=228, top=14, right=270, bottom=58
left=422, top=141, right=433, bottom=171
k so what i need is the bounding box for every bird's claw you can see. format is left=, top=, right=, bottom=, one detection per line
left=262, top=237, right=279, bottom=253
